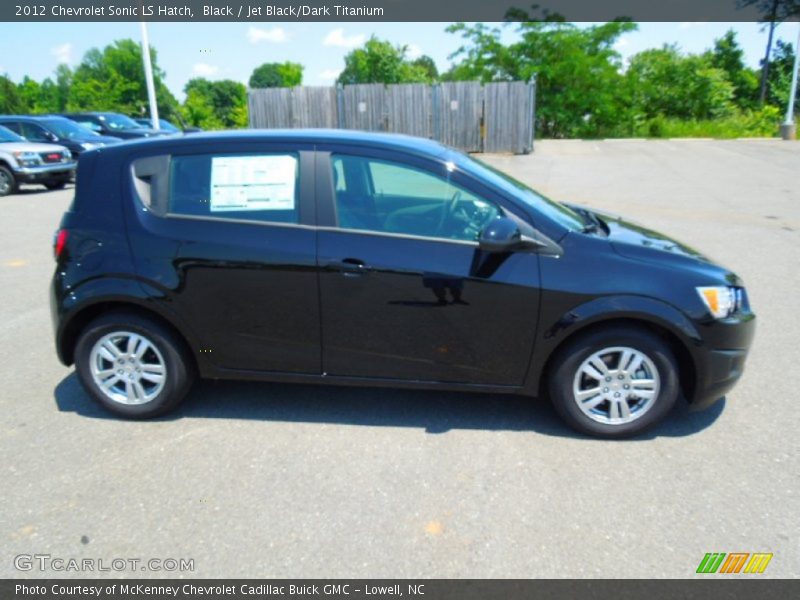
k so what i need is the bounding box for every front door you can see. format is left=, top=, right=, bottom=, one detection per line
left=316, top=149, right=541, bottom=386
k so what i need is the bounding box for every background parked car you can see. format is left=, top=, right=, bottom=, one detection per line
left=132, top=117, right=201, bottom=134
left=0, top=115, right=122, bottom=159
left=0, top=125, right=75, bottom=196
left=60, top=112, right=168, bottom=140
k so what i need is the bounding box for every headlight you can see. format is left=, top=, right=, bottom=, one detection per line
left=696, top=286, right=740, bottom=319
left=13, top=151, right=41, bottom=167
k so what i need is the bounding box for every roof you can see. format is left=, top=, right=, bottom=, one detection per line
left=92, top=128, right=452, bottom=159
left=0, top=114, right=68, bottom=121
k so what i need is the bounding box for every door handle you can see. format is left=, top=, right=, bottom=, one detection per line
left=331, top=258, right=371, bottom=277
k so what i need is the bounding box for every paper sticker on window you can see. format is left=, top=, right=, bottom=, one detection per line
left=210, top=155, right=296, bottom=212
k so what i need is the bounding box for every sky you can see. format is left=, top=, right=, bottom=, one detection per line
left=0, top=21, right=798, bottom=101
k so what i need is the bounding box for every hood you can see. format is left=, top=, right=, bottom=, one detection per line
left=0, top=141, right=71, bottom=154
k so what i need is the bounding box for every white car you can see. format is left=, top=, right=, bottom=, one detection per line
left=0, top=124, right=76, bottom=196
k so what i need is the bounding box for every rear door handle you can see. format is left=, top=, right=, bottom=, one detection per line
left=330, top=258, right=371, bottom=277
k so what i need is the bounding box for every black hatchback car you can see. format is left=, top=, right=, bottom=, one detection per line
left=50, top=131, right=755, bottom=437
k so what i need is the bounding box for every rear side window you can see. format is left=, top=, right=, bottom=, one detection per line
left=169, top=153, right=299, bottom=224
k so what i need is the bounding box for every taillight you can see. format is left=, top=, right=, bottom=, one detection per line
left=54, top=229, right=68, bottom=260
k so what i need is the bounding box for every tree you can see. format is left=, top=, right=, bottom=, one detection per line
left=249, top=62, right=303, bottom=88
left=707, top=30, right=759, bottom=109
left=739, top=1, right=800, bottom=104
left=0, top=75, right=24, bottom=113
left=766, top=39, right=799, bottom=112
left=68, top=39, right=178, bottom=119
left=626, top=45, right=735, bottom=122
left=181, top=78, right=248, bottom=129
left=337, top=37, right=433, bottom=84
left=411, top=56, right=439, bottom=81
left=446, top=21, right=637, bottom=137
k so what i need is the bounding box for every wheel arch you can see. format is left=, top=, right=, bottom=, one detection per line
left=58, top=299, right=200, bottom=375
left=527, top=296, right=702, bottom=404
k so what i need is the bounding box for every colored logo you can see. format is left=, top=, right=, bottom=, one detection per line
left=696, top=552, right=773, bottom=574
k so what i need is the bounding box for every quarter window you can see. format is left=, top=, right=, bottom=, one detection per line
left=331, top=154, right=501, bottom=242
left=168, top=153, right=299, bottom=224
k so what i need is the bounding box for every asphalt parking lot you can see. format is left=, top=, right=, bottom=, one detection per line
left=1, top=139, right=798, bottom=578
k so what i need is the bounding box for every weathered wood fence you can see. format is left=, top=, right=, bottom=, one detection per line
left=248, top=80, right=536, bottom=154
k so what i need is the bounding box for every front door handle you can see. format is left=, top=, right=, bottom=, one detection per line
left=331, top=258, right=371, bottom=277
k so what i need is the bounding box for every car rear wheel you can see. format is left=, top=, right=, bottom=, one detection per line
left=0, top=166, right=17, bottom=196
left=75, top=311, right=195, bottom=418
left=45, top=181, right=67, bottom=191
left=548, top=326, right=679, bottom=438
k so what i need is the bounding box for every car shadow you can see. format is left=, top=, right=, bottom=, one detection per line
left=54, top=372, right=725, bottom=440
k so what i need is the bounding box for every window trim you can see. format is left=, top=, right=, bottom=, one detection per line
left=316, top=146, right=526, bottom=243
left=129, top=148, right=315, bottom=227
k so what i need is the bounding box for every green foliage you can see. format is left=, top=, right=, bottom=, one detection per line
left=67, top=40, right=179, bottom=119
left=0, top=74, right=25, bottom=113
left=706, top=30, right=760, bottom=109
left=337, top=37, right=434, bottom=84
left=446, top=21, right=637, bottom=138
left=249, top=62, right=303, bottom=88
left=626, top=45, right=736, bottom=121
left=766, top=40, right=799, bottom=113
left=180, top=78, right=248, bottom=129
left=634, top=106, right=782, bottom=138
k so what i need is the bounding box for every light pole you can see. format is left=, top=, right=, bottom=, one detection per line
left=780, top=22, right=800, bottom=140
left=140, top=20, right=160, bottom=130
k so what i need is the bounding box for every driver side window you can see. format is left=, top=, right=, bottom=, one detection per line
left=331, top=154, right=501, bottom=242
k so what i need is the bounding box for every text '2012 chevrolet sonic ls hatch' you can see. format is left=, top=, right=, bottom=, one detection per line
left=50, top=130, right=755, bottom=437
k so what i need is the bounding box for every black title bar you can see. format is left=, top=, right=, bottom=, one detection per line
left=3, top=0, right=798, bottom=22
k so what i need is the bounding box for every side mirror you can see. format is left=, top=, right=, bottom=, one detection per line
left=479, top=217, right=522, bottom=252
left=479, top=217, right=545, bottom=253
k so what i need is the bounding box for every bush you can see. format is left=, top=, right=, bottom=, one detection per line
left=631, top=106, right=781, bottom=139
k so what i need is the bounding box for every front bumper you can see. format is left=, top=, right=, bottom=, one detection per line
left=15, top=162, right=76, bottom=183
left=689, top=312, right=756, bottom=410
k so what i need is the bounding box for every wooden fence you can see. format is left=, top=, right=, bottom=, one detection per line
left=248, top=80, right=536, bottom=154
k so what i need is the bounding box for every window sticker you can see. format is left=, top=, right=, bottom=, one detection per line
left=210, top=155, right=296, bottom=212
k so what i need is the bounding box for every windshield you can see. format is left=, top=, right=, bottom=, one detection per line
left=0, top=125, right=24, bottom=143
left=158, top=119, right=180, bottom=132
left=100, top=114, right=142, bottom=130
left=452, top=151, right=585, bottom=232
left=43, top=117, right=99, bottom=139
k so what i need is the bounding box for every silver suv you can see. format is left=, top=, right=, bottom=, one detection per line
left=0, top=124, right=76, bottom=196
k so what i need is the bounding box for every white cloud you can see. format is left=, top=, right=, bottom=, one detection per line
left=406, top=44, right=423, bottom=60
left=679, top=22, right=708, bottom=29
left=51, top=43, right=72, bottom=64
left=247, top=26, right=288, bottom=44
left=193, top=63, right=220, bottom=77
left=319, top=69, right=340, bottom=82
left=323, top=28, right=366, bottom=49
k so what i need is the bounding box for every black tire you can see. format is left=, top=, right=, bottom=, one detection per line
left=45, top=181, right=67, bottom=191
left=0, top=165, right=17, bottom=197
left=74, top=311, right=195, bottom=418
left=547, top=325, right=679, bottom=438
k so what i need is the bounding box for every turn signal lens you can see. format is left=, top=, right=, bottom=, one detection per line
left=696, top=286, right=736, bottom=319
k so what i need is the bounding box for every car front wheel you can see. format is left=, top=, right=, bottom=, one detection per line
left=548, top=326, right=679, bottom=438
left=0, top=166, right=17, bottom=196
left=75, top=311, right=195, bottom=418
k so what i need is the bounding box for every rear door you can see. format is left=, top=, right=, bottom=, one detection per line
left=315, top=146, right=541, bottom=386
left=126, top=142, right=321, bottom=374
